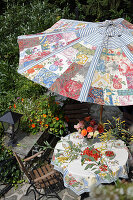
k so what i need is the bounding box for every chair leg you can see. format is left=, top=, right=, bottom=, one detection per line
left=55, top=191, right=62, bottom=200
left=25, top=184, right=32, bottom=196
left=25, top=187, right=37, bottom=200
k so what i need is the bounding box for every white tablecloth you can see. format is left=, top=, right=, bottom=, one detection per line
left=51, top=132, right=129, bottom=195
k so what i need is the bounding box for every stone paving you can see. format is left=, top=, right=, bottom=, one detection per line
left=0, top=182, right=87, bottom=200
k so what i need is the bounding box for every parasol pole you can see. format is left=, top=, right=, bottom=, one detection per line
left=100, top=105, right=103, bottom=123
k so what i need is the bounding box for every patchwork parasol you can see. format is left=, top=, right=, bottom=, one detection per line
left=17, top=18, right=133, bottom=111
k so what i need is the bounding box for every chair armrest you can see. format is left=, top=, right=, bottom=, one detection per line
left=24, top=151, right=44, bottom=162
left=34, top=170, right=56, bottom=182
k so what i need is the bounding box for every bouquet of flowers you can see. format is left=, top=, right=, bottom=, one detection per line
left=74, top=116, right=104, bottom=139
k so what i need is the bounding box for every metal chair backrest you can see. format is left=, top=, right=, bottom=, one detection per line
left=13, top=152, right=31, bottom=180
left=14, top=151, right=63, bottom=200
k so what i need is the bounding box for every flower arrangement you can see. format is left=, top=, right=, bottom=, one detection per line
left=74, top=116, right=104, bottom=139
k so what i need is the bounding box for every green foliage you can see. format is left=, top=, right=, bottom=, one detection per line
left=0, top=139, right=21, bottom=184
left=103, top=117, right=133, bottom=146
left=0, top=0, right=73, bottom=114
left=0, top=122, right=4, bottom=137
left=77, top=0, right=132, bottom=21
left=11, top=94, right=66, bottom=136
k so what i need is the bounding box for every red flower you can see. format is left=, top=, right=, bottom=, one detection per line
left=87, top=126, right=93, bottom=132
left=81, top=129, right=87, bottom=136
left=65, top=116, right=69, bottom=122
left=90, top=120, right=96, bottom=126
left=31, top=124, right=35, bottom=128
left=14, top=104, right=16, bottom=109
left=97, top=124, right=104, bottom=133
left=55, top=117, right=59, bottom=121
left=84, top=116, right=91, bottom=122
left=45, top=124, right=48, bottom=128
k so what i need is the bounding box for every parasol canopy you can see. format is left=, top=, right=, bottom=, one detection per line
left=17, top=18, right=133, bottom=106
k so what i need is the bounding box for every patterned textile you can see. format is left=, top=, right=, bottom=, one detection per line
left=17, top=18, right=133, bottom=105
left=51, top=132, right=129, bottom=195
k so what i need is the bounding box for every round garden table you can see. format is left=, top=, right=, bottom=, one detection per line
left=51, top=132, right=129, bottom=195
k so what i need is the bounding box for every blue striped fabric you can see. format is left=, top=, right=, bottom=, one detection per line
left=78, top=27, right=98, bottom=38
left=78, top=46, right=103, bottom=102
left=18, top=30, right=78, bottom=40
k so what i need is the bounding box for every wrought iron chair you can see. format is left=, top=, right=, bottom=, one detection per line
left=13, top=151, right=64, bottom=200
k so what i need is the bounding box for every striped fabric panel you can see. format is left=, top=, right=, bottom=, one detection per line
left=18, top=30, right=79, bottom=40
left=78, top=27, right=98, bottom=38
left=83, top=27, right=133, bottom=49
left=121, top=46, right=133, bottom=63
left=120, top=33, right=133, bottom=44
left=78, top=46, right=103, bottom=102
left=85, top=31, right=103, bottom=46
left=103, top=37, right=123, bottom=49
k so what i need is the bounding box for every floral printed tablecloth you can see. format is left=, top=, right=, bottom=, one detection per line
left=51, top=132, right=129, bottom=195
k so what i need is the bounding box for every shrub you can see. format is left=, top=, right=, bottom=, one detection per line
left=10, top=94, right=66, bottom=136
left=0, top=138, right=21, bottom=184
